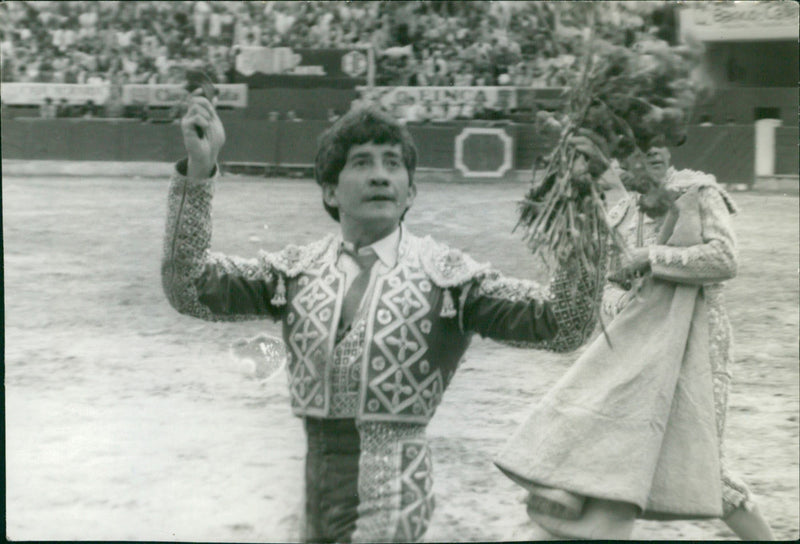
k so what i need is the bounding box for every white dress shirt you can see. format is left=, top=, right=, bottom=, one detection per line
left=337, top=225, right=401, bottom=292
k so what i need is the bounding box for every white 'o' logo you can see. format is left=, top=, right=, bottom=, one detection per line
left=341, top=50, right=367, bottom=77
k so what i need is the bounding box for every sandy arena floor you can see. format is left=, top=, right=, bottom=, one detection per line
left=4, top=174, right=798, bottom=541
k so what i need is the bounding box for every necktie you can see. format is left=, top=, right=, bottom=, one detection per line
left=338, top=247, right=379, bottom=336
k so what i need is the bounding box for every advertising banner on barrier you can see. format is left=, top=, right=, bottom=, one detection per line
left=235, top=46, right=369, bottom=79
left=3, top=83, right=249, bottom=107
left=358, top=86, right=518, bottom=122
left=516, top=87, right=568, bottom=110
left=679, top=1, right=798, bottom=41
left=121, top=84, right=248, bottom=107
left=1, top=83, right=112, bottom=105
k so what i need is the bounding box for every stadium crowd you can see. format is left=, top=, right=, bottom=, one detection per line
left=1, top=1, right=663, bottom=89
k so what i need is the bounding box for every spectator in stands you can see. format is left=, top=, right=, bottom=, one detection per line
left=0, top=0, right=665, bottom=101
left=51, top=51, right=69, bottom=83
left=77, top=5, right=98, bottom=39
left=63, top=55, right=80, bottom=83
left=23, top=55, right=41, bottom=82
left=418, top=47, right=435, bottom=86
left=512, top=61, right=534, bottom=87
left=39, top=97, right=57, bottom=119
left=86, top=71, right=107, bottom=85
left=56, top=98, right=71, bottom=118
left=193, top=1, right=211, bottom=38
left=105, top=84, right=126, bottom=119
left=208, top=5, right=224, bottom=40
left=473, top=69, right=493, bottom=87
left=81, top=99, right=98, bottom=119
left=431, top=48, right=449, bottom=86
left=1, top=54, right=16, bottom=83
left=451, top=60, right=474, bottom=87
left=139, top=101, right=151, bottom=123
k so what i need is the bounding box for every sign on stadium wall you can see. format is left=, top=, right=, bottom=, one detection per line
left=235, top=46, right=369, bottom=78
left=2, top=83, right=112, bottom=105
left=121, top=84, right=248, bottom=107
left=679, top=1, right=799, bottom=41
left=359, top=86, right=518, bottom=122
left=3, top=83, right=249, bottom=107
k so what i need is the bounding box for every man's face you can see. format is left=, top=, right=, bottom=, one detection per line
left=323, top=142, right=415, bottom=231
left=645, top=145, right=671, bottom=183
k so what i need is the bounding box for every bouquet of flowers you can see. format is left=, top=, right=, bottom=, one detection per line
left=517, top=4, right=707, bottom=316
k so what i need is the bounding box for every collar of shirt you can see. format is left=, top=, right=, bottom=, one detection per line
left=339, top=224, right=402, bottom=271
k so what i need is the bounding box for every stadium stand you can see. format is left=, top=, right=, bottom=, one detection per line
left=0, top=1, right=654, bottom=93
left=2, top=1, right=795, bottom=188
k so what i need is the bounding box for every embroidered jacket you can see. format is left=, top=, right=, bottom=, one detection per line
left=602, top=167, right=738, bottom=317
left=162, top=163, right=598, bottom=424
left=601, top=168, right=752, bottom=514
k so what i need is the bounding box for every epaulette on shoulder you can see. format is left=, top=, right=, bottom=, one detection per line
left=669, top=168, right=719, bottom=191
left=416, top=234, right=491, bottom=288
left=259, top=233, right=338, bottom=278
left=671, top=169, right=738, bottom=215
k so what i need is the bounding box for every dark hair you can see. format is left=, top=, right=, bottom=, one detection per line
left=314, top=105, right=417, bottom=222
left=644, top=134, right=668, bottom=151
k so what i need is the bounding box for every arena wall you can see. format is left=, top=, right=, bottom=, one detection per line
left=694, top=87, right=799, bottom=126
left=0, top=118, right=787, bottom=187
left=245, top=88, right=358, bottom=119
left=775, top=127, right=799, bottom=177
left=669, top=125, right=755, bottom=185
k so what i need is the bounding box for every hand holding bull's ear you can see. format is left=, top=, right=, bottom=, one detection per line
left=181, top=89, right=226, bottom=179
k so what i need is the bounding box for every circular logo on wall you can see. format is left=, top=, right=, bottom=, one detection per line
left=341, top=50, right=367, bottom=78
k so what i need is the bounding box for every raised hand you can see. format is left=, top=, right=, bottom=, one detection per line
left=181, top=90, right=226, bottom=179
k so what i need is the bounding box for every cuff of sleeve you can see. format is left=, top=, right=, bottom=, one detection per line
left=175, top=157, right=219, bottom=181
left=643, top=246, right=653, bottom=267
left=648, top=245, right=680, bottom=270
left=648, top=246, right=696, bottom=282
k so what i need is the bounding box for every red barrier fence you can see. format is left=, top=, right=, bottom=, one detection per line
left=0, top=118, right=781, bottom=186
left=669, top=125, right=755, bottom=186
left=694, top=87, right=798, bottom=127
left=775, top=127, right=799, bottom=177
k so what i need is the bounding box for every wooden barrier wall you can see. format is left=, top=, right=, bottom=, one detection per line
left=775, top=127, right=799, bottom=177
left=670, top=125, right=756, bottom=185
left=0, top=118, right=778, bottom=185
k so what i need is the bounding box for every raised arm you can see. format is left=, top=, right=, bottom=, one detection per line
left=161, top=92, right=285, bottom=322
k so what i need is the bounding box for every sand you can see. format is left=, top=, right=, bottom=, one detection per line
left=4, top=173, right=798, bottom=541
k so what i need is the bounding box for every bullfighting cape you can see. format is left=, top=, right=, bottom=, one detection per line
left=494, top=185, right=724, bottom=521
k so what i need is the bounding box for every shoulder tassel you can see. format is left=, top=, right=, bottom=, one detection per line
left=440, top=288, right=457, bottom=318
left=271, top=275, right=287, bottom=306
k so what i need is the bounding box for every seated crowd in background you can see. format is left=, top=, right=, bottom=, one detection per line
left=1, top=1, right=657, bottom=88
left=1, top=1, right=667, bottom=123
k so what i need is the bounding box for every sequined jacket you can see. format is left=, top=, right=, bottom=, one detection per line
left=162, top=163, right=598, bottom=424
left=602, top=167, right=739, bottom=318
left=600, top=168, right=752, bottom=515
